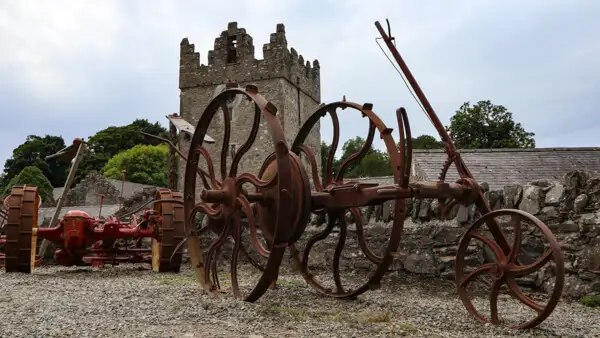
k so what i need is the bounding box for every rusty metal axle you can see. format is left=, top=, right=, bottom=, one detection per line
left=201, top=178, right=478, bottom=210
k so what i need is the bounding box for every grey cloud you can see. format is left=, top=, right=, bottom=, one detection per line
left=0, top=1, right=598, bottom=167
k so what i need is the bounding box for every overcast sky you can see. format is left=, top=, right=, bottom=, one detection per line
left=1, top=0, right=598, bottom=168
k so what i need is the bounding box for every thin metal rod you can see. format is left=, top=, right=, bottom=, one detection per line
left=39, top=142, right=88, bottom=258
left=374, top=20, right=456, bottom=151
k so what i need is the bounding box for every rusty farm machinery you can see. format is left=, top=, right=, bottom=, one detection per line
left=0, top=139, right=185, bottom=273
left=0, top=19, right=565, bottom=329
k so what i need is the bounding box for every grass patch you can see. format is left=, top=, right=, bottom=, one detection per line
left=275, top=278, right=306, bottom=288
left=390, top=321, right=416, bottom=335
left=580, top=295, right=600, bottom=308
left=308, top=310, right=347, bottom=321
left=152, top=273, right=196, bottom=285
left=214, top=272, right=232, bottom=288
left=356, top=310, right=392, bottom=324
left=369, top=320, right=417, bottom=336
left=258, top=304, right=306, bottom=321
left=327, top=312, right=344, bottom=321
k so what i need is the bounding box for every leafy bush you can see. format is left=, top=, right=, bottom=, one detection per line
left=102, top=144, right=169, bottom=187
left=580, top=295, right=600, bottom=308
left=2, top=166, right=54, bottom=203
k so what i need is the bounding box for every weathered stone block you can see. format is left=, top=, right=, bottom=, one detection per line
left=456, top=205, right=470, bottom=224
left=545, top=184, right=564, bottom=206
left=538, top=206, right=559, bottom=222
left=574, top=194, right=589, bottom=213
left=430, top=226, right=462, bottom=246
left=579, top=247, right=600, bottom=271
left=519, top=185, right=543, bottom=215
left=503, top=184, right=523, bottom=208
left=403, top=251, right=439, bottom=275
left=549, top=221, right=579, bottom=233
left=382, top=201, right=392, bottom=222
left=418, top=199, right=431, bottom=220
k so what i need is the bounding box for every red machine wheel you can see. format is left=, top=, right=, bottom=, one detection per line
left=152, top=189, right=185, bottom=273
left=455, top=209, right=565, bottom=329
left=4, top=185, right=40, bottom=273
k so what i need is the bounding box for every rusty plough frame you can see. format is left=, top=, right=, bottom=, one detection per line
left=177, top=19, right=565, bottom=329
left=1, top=19, right=565, bottom=330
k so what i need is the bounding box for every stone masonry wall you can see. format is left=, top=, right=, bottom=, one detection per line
left=113, top=186, right=159, bottom=218
left=178, top=22, right=321, bottom=196
left=64, top=172, right=121, bottom=207
left=307, top=170, right=600, bottom=299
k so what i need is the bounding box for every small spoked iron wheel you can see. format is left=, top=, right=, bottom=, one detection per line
left=455, top=209, right=565, bottom=329
left=288, top=100, right=406, bottom=299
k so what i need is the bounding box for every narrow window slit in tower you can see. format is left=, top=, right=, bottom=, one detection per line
left=227, top=36, right=237, bottom=63
left=230, top=143, right=237, bottom=159
left=296, top=77, right=301, bottom=127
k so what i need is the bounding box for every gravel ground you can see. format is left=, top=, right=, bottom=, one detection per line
left=1, top=264, right=598, bottom=338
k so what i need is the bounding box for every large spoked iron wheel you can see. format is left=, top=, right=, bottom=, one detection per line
left=183, top=84, right=306, bottom=302
left=288, top=100, right=406, bottom=299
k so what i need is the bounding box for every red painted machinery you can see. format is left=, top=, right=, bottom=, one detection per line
left=0, top=195, right=12, bottom=268
left=1, top=186, right=184, bottom=273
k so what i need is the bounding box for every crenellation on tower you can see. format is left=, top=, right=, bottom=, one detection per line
left=179, top=38, right=202, bottom=89
left=179, top=22, right=320, bottom=102
left=207, top=22, right=256, bottom=67
left=178, top=21, right=322, bottom=194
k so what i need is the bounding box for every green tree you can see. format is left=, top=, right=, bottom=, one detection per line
left=447, top=100, right=535, bottom=149
left=75, top=119, right=168, bottom=183
left=322, top=137, right=392, bottom=179
left=102, top=144, right=169, bottom=187
left=320, top=141, right=331, bottom=185
left=0, top=135, right=69, bottom=189
left=2, top=166, right=55, bottom=203
left=409, top=135, right=444, bottom=149
left=355, top=150, right=392, bottom=177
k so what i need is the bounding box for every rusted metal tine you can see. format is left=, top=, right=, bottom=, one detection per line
left=395, top=107, right=412, bottom=188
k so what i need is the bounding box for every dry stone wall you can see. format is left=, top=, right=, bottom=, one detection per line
left=63, top=172, right=121, bottom=207
left=307, top=170, right=600, bottom=299
left=113, top=187, right=158, bottom=218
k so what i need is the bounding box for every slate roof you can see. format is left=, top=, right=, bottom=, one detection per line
left=412, top=147, right=600, bottom=190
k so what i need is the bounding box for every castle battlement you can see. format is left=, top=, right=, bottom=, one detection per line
left=179, top=22, right=320, bottom=102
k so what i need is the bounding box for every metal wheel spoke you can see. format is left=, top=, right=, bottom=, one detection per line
left=505, top=277, right=545, bottom=313
left=507, top=249, right=553, bottom=277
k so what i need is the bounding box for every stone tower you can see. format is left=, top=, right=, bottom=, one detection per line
left=178, top=22, right=321, bottom=195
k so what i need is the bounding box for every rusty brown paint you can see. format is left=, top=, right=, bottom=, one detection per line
left=176, top=39, right=564, bottom=326
left=374, top=18, right=565, bottom=329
